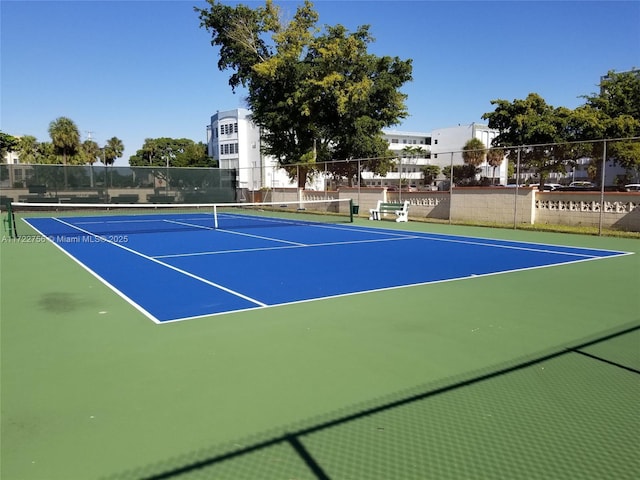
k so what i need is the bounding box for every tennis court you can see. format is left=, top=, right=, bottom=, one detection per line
left=10, top=201, right=631, bottom=323
left=1, top=201, right=638, bottom=479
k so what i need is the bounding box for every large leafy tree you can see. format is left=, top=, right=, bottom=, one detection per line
left=421, top=164, right=440, bottom=187
left=483, top=72, right=640, bottom=185
left=580, top=70, right=640, bottom=175
left=0, top=131, right=19, bottom=161
left=196, top=0, right=412, bottom=187
left=129, top=138, right=212, bottom=167
left=482, top=94, right=588, bottom=186
left=129, top=137, right=216, bottom=191
left=16, top=135, right=44, bottom=164
left=583, top=70, right=640, bottom=121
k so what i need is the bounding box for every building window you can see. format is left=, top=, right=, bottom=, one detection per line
left=391, top=139, right=398, bottom=144
left=221, top=143, right=239, bottom=155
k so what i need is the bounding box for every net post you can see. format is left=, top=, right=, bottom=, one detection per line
left=349, top=199, right=354, bottom=223
left=7, top=202, right=16, bottom=238
left=213, top=205, right=218, bottom=229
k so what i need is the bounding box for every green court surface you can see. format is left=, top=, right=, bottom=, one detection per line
left=1, top=220, right=638, bottom=479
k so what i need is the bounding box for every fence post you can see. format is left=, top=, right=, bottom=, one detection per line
left=598, top=139, right=607, bottom=236
left=448, top=152, right=454, bottom=224
left=513, top=148, right=521, bottom=229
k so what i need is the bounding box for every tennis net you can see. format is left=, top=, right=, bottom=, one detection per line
left=6, top=198, right=354, bottom=238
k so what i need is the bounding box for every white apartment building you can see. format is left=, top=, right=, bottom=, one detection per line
left=207, top=109, right=506, bottom=191
left=207, top=108, right=319, bottom=193
left=361, top=130, right=432, bottom=188
left=207, top=108, right=264, bottom=193
left=366, top=124, right=506, bottom=188
left=430, top=123, right=506, bottom=185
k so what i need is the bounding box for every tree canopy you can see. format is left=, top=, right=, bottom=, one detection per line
left=4, top=118, right=126, bottom=166
left=0, top=131, right=19, bottom=161
left=197, top=0, right=412, bottom=186
left=129, top=137, right=213, bottom=168
left=581, top=70, right=640, bottom=173
left=482, top=70, right=640, bottom=184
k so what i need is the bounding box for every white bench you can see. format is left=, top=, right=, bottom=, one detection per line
left=369, top=200, right=409, bottom=222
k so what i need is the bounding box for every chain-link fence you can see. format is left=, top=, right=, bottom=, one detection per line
left=0, top=164, right=237, bottom=206
left=248, top=137, right=640, bottom=233
left=240, top=137, right=640, bottom=193
left=2, top=138, right=639, bottom=232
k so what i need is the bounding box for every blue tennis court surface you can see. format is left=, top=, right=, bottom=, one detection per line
left=24, top=213, right=631, bottom=323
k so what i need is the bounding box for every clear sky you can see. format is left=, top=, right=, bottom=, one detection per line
left=2, top=0, right=639, bottom=165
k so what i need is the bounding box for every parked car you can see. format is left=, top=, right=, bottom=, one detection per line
left=625, top=184, right=640, bottom=192
left=569, top=181, right=596, bottom=188
left=529, top=183, right=563, bottom=190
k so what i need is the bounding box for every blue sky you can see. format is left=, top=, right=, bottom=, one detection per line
left=2, top=0, right=639, bottom=165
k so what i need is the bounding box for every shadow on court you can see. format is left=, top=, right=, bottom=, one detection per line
left=108, top=323, right=640, bottom=480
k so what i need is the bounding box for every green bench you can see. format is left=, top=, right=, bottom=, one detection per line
left=147, top=194, right=175, bottom=204
left=111, top=194, right=139, bottom=204
left=369, top=200, right=409, bottom=222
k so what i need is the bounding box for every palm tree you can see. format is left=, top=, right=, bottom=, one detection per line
left=48, top=117, right=81, bottom=187
left=461, top=138, right=487, bottom=184
left=102, top=137, right=124, bottom=165
left=399, top=145, right=428, bottom=189
left=82, top=139, right=101, bottom=187
left=82, top=139, right=101, bottom=165
left=462, top=137, right=486, bottom=167
left=48, top=117, right=80, bottom=165
left=401, top=145, right=427, bottom=159
left=421, top=164, right=440, bottom=189
left=101, top=137, right=124, bottom=191
left=486, top=147, right=504, bottom=185
left=16, top=135, right=41, bottom=164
